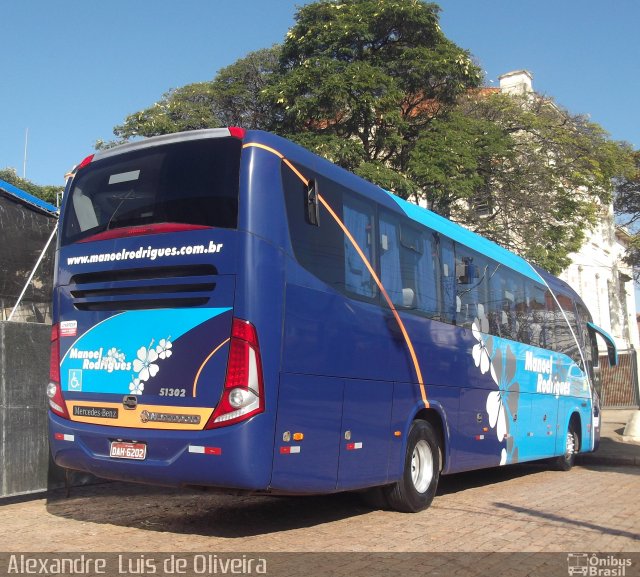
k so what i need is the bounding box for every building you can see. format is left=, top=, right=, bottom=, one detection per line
left=559, top=205, right=640, bottom=407
left=495, top=71, right=639, bottom=406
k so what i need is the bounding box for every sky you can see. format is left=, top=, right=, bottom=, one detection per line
left=1, top=0, right=639, bottom=187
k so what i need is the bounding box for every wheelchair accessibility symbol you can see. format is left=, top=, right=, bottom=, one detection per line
left=68, top=369, right=83, bottom=391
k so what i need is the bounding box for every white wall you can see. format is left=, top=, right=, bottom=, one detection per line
left=559, top=204, right=639, bottom=352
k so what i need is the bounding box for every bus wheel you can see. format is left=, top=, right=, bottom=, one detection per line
left=385, top=419, right=440, bottom=513
left=553, top=421, right=579, bottom=471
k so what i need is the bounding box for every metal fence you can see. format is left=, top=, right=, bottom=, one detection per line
left=599, top=348, right=640, bottom=408
left=0, top=321, right=65, bottom=498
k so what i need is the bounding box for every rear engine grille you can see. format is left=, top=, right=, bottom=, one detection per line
left=69, top=265, right=217, bottom=311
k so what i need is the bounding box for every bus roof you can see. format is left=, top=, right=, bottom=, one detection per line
left=386, top=193, right=546, bottom=285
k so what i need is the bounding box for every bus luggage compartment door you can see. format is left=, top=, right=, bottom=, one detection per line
left=271, top=373, right=343, bottom=493
left=337, top=379, right=392, bottom=490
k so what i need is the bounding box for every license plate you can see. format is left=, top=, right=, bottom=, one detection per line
left=109, top=441, right=147, bottom=460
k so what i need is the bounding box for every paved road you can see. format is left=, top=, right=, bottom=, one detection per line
left=1, top=463, right=638, bottom=554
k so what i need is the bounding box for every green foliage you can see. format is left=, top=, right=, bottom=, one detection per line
left=409, top=92, right=633, bottom=273
left=103, top=46, right=281, bottom=148
left=113, top=82, right=222, bottom=140
left=211, top=46, right=281, bottom=130
left=409, top=106, right=509, bottom=214
left=104, top=0, right=634, bottom=275
left=264, top=0, right=482, bottom=186
left=614, top=150, right=640, bottom=279
left=0, top=168, right=62, bottom=206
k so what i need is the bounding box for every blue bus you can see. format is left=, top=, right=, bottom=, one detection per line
left=48, top=128, right=617, bottom=512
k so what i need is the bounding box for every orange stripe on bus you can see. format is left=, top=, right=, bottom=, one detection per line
left=242, top=141, right=428, bottom=408
left=192, top=338, right=231, bottom=397
left=318, top=195, right=428, bottom=407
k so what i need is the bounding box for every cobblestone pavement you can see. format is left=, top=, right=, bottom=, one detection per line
left=0, top=463, right=638, bottom=554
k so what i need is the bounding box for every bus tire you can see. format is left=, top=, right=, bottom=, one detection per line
left=553, top=421, right=579, bottom=471
left=384, top=419, right=440, bottom=513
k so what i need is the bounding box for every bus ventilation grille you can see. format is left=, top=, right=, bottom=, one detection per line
left=69, top=265, right=217, bottom=311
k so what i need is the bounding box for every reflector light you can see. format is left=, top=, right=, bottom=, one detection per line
left=77, top=154, right=94, bottom=171
left=228, top=127, right=246, bottom=140
left=205, top=318, right=264, bottom=429
left=188, top=446, right=222, bottom=455
left=280, top=446, right=301, bottom=454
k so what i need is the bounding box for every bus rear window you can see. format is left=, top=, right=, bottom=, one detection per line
left=61, top=137, right=241, bottom=245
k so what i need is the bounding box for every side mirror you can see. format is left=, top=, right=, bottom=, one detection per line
left=306, top=179, right=320, bottom=226
left=587, top=322, right=618, bottom=367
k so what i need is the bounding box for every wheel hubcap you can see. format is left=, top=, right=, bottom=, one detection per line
left=565, top=430, right=575, bottom=458
left=411, top=439, right=434, bottom=493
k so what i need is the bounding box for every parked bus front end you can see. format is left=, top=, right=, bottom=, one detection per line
left=49, top=128, right=284, bottom=492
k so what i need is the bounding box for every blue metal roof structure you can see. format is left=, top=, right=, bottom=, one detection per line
left=0, top=178, right=58, bottom=215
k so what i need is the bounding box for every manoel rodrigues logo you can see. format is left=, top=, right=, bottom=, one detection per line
left=140, top=410, right=201, bottom=425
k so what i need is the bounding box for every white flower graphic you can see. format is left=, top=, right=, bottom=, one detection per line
left=471, top=319, right=497, bottom=382
left=107, top=347, right=126, bottom=362
left=133, top=345, right=159, bottom=382
left=156, top=338, right=173, bottom=360
left=486, top=390, right=508, bottom=444
left=129, top=378, right=144, bottom=395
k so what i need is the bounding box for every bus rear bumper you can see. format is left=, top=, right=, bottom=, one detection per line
left=48, top=412, right=272, bottom=491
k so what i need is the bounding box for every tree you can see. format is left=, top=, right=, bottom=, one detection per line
left=210, top=46, right=281, bottom=130
left=102, top=46, right=281, bottom=148
left=111, top=82, right=222, bottom=141
left=0, top=168, right=62, bottom=206
left=614, top=150, right=640, bottom=279
left=264, top=0, right=482, bottom=194
left=410, top=92, right=634, bottom=273
left=105, top=0, right=632, bottom=274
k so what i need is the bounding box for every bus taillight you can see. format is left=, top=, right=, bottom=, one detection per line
left=228, top=127, right=246, bottom=140
left=206, top=318, right=264, bottom=428
left=47, top=324, right=69, bottom=419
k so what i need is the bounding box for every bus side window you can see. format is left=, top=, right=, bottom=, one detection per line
left=281, top=164, right=345, bottom=292
left=398, top=224, right=425, bottom=310
left=343, top=194, right=376, bottom=299
left=440, top=237, right=456, bottom=324
left=455, top=249, right=477, bottom=329
left=419, top=231, right=439, bottom=318
left=500, top=272, right=525, bottom=342
left=528, top=283, right=547, bottom=347
left=556, top=294, right=582, bottom=365
left=379, top=213, right=403, bottom=307
left=542, top=290, right=557, bottom=351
